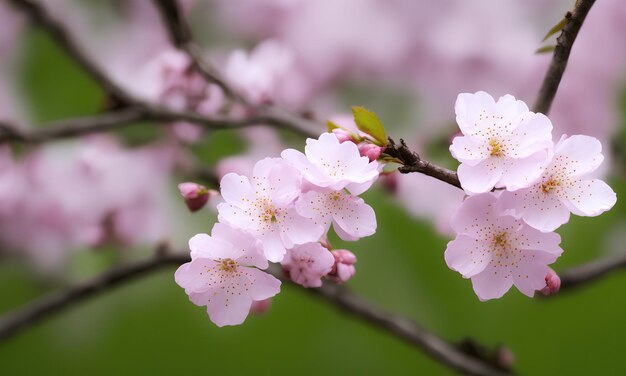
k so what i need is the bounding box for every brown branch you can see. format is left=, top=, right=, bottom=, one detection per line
left=152, top=0, right=245, bottom=103
left=0, top=251, right=511, bottom=376
left=384, top=138, right=462, bottom=190
left=533, top=0, right=596, bottom=114
left=0, top=106, right=319, bottom=144
left=558, top=252, right=626, bottom=292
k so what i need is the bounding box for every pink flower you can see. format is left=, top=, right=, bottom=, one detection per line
left=445, top=193, right=563, bottom=301
left=540, top=268, right=561, bottom=296
left=281, top=242, right=335, bottom=288
left=175, top=223, right=281, bottom=327
left=328, top=249, right=357, bottom=283
left=450, top=91, right=553, bottom=194
left=281, top=133, right=379, bottom=195
left=178, top=182, right=214, bottom=212
left=249, top=299, right=272, bottom=315
left=358, top=143, right=384, bottom=162
left=295, top=188, right=376, bottom=241
left=500, top=135, right=617, bottom=232
left=217, top=157, right=324, bottom=262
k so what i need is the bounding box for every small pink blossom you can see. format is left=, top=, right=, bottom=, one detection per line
left=358, top=143, right=384, bottom=162
left=450, top=91, right=553, bottom=194
left=175, top=223, right=281, bottom=327
left=331, top=128, right=355, bottom=143
left=500, top=135, right=617, bottom=232
left=217, top=157, right=324, bottom=262
left=249, top=299, right=272, bottom=315
left=295, top=188, right=376, bottom=241
left=281, top=242, right=335, bottom=288
left=328, top=249, right=357, bottom=283
left=445, top=193, right=563, bottom=301
left=178, top=182, right=215, bottom=212
left=540, top=268, right=561, bottom=296
left=281, top=133, right=380, bottom=195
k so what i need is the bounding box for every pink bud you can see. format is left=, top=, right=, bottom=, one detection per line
left=496, top=346, right=515, bottom=369
left=178, top=182, right=211, bottom=212
left=357, top=143, right=384, bottom=161
left=331, top=128, right=354, bottom=143
left=540, top=268, right=561, bottom=296
left=379, top=171, right=399, bottom=194
left=250, top=299, right=272, bottom=315
left=328, top=249, right=357, bottom=283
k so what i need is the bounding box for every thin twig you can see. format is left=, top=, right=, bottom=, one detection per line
left=152, top=0, right=244, bottom=103
left=0, top=106, right=319, bottom=143
left=0, top=252, right=511, bottom=376
left=533, top=0, right=596, bottom=114
left=558, top=252, right=626, bottom=292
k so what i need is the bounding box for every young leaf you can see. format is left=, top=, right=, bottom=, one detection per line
left=535, top=45, right=556, bottom=54
left=326, top=119, right=341, bottom=133
left=542, top=17, right=568, bottom=42
left=351, top=106, right=387, bottom=146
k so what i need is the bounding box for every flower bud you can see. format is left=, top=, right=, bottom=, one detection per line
left=178, top=182, right=212, bottom=212
left=328, top=249, right=357, bottom=283
left=358, top=143, right=384, bottom=161
left=331, top=128, right=355, bottom=143
left=379, top=171, right=399, bottom=194
left=540, top=268, right=561, bottom=296
left=250, top=299, right=272, bottom=315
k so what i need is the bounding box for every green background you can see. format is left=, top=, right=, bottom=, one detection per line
left=2, top=26, right=626, bottom=376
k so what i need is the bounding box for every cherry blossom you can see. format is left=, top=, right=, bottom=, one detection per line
left=175, top=223, right=281, bottom=327
left=281, top=242, right=335, bottom=288
left=217, top=157, right=324, bottom=262
left=450, top=91, right=553, bottom=194
left=445, top=193, right=563, bottom=301
left=296, top=188, right=376, bottom=241
left=281, top=133, right=380, bottom=195
left=500, top=135, right=617, bottom=232
left=178, top=182, right=215, bottom=213
left=327, top=249, right=357, bottom=283
left=541, top=268, right=561, bottom=296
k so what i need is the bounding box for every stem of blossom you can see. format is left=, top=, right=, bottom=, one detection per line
left=533, top=0, right=597, bottom=115
left=0, top=251, right=511, bottom=376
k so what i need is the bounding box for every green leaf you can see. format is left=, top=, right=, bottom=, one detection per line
left=542, top=17, right=568, bottom=42
left=351, top=106, right=387, bottom=146
left=535, top=45, right=556, bottom=54
left=326, top=119, right=341, bottom=133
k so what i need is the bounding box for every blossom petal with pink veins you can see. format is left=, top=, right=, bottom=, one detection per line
left=279, top=206, right=325, bottom=248
left=241, top=268, right=281, bottom=301
left=553, top=135, right=604, bottom=178
left=333, top=197, right=377, bottom=240
left=457, top=159, right=503, bottom=194
left=450, top=136, right=488, bottom=166
left=219, top=173, right=255, bottom=207
left=562, top=179, right=617, bottom=217
left=502, top=189, right=571, bottom=232
left=262, top=230, right=287, bottom=263
left=471, top=263, right=514, bottom=301
left=205, top=281, right=253, bottom=327
left=174, top=259, right=220, bottom=293
left=210, top=223, right=267, bottom=269
left=445, top=235, right=493, bottom=278
left=507, top=113, right=553, bottom=159
left=512, top=259, right=551, bottom=298
left=216, top=202, right=256, bottom=231
left=498, top=151, right=547, bottom=191
left=450, top=193, right=497, bottom=236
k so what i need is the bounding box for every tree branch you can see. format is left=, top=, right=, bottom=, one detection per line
left=0, top=251, right=511, bottom=376
left=384, top=138, right=462, bottom=189
left=533, top=0, right=596, bottom=114
left=152, top=0, right=245, bottom=103
left=0, top=106, right=319, bottom=143
left=558, top=252, right=626, bottom=292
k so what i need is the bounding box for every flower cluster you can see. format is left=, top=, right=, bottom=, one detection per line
left=446, top=92, right=617, bottom=301
left=176, top=132, right=380, bottom=326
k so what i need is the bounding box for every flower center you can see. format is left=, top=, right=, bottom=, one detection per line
left=329, top=191, right=341, bottom=201
left=541, top=178, right=561, bottom=193
left=217, top=258, right=237, bottom=273
left=489, top=139, right=504, bottom=157
left=492, top=232, right=509, bottom=250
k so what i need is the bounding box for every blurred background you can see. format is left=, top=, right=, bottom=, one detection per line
left=1, top=0, right=626, bottom=374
